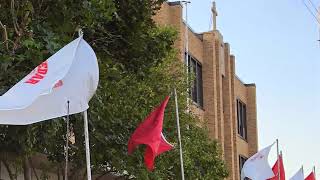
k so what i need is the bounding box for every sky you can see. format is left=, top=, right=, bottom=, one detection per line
left=169, top=0, right=320, bottom=177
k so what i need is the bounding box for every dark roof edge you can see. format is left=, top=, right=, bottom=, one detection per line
left=182, top=21, right=204, bottom=41
left=245, top=83, right=256, bottom=87
left=235, top=75, right=256, bottom=87
left=168, top=1, right=182, bottom=6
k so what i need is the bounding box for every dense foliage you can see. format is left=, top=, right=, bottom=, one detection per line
left=0, top=0, right=228, bottom=179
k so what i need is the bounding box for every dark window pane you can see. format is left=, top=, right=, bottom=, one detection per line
left=237, top=100, right=241, bottom=135
left=198, top=64, right=203, bottom=107
left=243, top=105, right=247, bottom=139
left=237, top=100, right=247, bottom=140
left=241, top=103, right=244, bottom=137
left=191, top=58, right=197, bottom=102
left=185, top=53, right=204, bottom=108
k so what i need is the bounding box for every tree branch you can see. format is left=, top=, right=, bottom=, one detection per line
left=29, top=158, right=40, bottom=180
left=0, top=158, right=15, bottom=180
left=12, top=11, right=30, bottom=53
left=0, top=21, right=9, bottom=51
left=10, top=0, right=20, bottom=36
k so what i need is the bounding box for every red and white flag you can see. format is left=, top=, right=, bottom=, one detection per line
left=241, top=143, right=275, bottom=180
left=128, top=96, right=173, bottom=171
left=268, top=154, right=286, bottom=180
left=0, top=36, right=99, bottom=125
left=305, top=172, right=316, bottom=180
left=290, top=168, right=304, bottom=180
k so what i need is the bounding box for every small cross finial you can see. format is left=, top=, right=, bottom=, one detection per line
left=212, top=1, right=217, bottom=16
left=211, top=1, right=218, bottom=30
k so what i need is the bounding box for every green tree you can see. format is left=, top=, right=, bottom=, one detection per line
left=0, top=0, right=228, bottom=179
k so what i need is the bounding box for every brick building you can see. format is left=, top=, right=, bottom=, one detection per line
left=154, top=2, right=258, bottom=180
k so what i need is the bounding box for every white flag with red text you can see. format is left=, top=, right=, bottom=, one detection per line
left=241, top=143, right=275, bottom=180
left=0, top=36, right=99, bottom=125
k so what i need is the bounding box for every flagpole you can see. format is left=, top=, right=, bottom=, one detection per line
left=174, top=88, right=185, bottom=180
left=76, top=28, right=91, bottom=180
left=314, top=166, right=316, bottom=179
left=276, top=139, right=280, bottom=180
left=280, top=150, right=283, bottom=180
left=65, top=101, right=70, bottom=180
left=181, top=1, right=190, bottom=111
left=83, top=110, right=92, bottom=180
left=318, top=6, right=320, bottom=47
left=77, top=28, right=92, bottom=180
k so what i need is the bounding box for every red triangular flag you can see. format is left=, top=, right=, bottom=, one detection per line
left=305, top=172, right=316, bottom=180
left=128, top=96, right=173, bottom=171
left=268, top=154, right=286, bottom=180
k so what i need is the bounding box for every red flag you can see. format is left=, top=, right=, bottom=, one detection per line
left=128, top=96, right=173, bottom=171
left=305, top=172, right=316, bottom=180
left=268, top=154, right=286, bottom=180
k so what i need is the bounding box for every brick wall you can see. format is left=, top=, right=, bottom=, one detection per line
left=154, top=2, right=258, bottom=180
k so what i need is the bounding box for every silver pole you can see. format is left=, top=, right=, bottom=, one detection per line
left=314, top=166, right=316, bottom=179
left=182, top=1, right=190, bottom=110
left=65, top=101, right=70, bottom=180
left=174, top=88, right=185, bottom=180
left=276, top=139, right=280, bottom=180
left=184, top=1, right=189, bottom=59
left=83, top=110, right=92, bottom=180
left=318, top=25, right=320, bottom=46
left=318, top=6, right=320, bottom=47
left=77, top=28, right=91, bottom=180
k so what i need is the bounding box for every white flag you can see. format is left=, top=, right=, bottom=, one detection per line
left=0, top=36, right=99, bottom=125
left=241, top=143, right=275, bottom=180
left=289, top=168, right=304, bottom=180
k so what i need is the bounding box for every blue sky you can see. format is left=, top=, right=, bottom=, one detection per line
left=169, top=0, right=320, bottom=177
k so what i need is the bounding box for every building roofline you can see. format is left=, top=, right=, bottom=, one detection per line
left=235, top=75, right=245, bottom=84
left=182, top=21, right=204, bottom=41
left=169, top=1, right=255, bottom=88
left=245, top=83, right=256, bottom=87
left=167, top=2, right=207, bottom=41
left=235, top=75, right=255, bottom=87
left=168, top=1, right=182, bottom=6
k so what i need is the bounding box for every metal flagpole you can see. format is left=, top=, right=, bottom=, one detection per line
left=174, top=88, right=185, bottom=180
left=83, top=110, right=92, bottom=180
left=276, top=139, right=280, bottom=180
left=318, top=6, right=320, bottom=46
left=65, top=101, right=70, bottom=180
left=318, top=9, right=320, bottom=47
left=76, top=28, right=91, bottom=180
left=181, top=1, right=191, bottom=110
left=314, top=166, right=316, bottom=179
